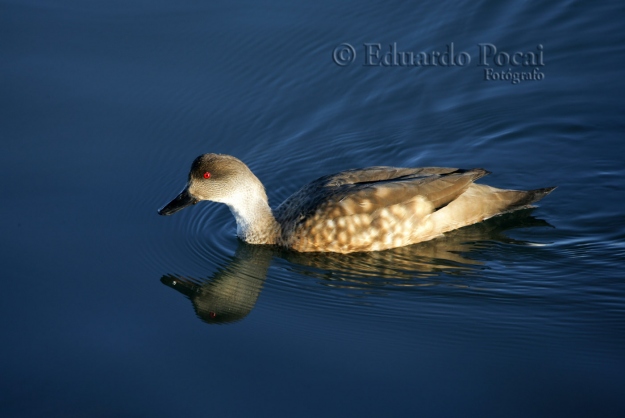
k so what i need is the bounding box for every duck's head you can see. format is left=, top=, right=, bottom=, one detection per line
left=158, top=153, right=262, bottom=216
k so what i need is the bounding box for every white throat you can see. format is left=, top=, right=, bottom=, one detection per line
left=220, top=186, right=278, bottom=244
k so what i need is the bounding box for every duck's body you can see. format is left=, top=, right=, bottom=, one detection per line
left=159, top=154, right=555, bottom=253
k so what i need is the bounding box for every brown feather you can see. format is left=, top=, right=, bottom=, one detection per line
left=275, top=166, right=496, bottom=252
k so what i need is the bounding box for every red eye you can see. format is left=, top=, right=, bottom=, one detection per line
left=203, top=172, right=211, bottom=179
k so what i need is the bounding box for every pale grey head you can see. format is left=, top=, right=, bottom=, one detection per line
left=158, top=154, right=279, bottom=244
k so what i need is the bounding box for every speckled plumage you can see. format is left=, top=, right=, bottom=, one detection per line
left=158, top=154, right=555, bottom=253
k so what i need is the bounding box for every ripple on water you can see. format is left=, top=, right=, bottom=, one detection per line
left=149, top=205, right=237, bottom=277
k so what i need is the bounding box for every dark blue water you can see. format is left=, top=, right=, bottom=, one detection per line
left=2, top=0, right=624, bottom=417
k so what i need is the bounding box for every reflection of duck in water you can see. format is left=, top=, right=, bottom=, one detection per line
left=158, top=154, right=555, bottom=253
left=161, top=209, right=552, bottom=325
left=161, top=244, right=273, bottom=324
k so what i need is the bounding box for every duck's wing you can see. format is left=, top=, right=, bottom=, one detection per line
left=275, top=166, right=489, bottom=226
left=322, top=166, right=462, bottom=187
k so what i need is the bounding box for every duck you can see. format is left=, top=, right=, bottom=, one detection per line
left=158, top=153, right=555, bottom=253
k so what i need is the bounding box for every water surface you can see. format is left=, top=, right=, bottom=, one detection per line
left=1, top=0, right=624, bottom=417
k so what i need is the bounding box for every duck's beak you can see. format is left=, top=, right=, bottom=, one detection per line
left=158, top=187, right=198, bottom=216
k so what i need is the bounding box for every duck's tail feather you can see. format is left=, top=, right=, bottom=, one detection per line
left=492, top=186, right=557, bottom=215
left=423, top=184, right=556, bottom=241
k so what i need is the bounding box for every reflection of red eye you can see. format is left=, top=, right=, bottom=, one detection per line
left=209, top=311, right=216, bottom=318
left=203, top=172, right=211, bottom=179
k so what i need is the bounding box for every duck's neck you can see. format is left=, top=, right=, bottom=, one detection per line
left=222, top=181, right=280, bottom=245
